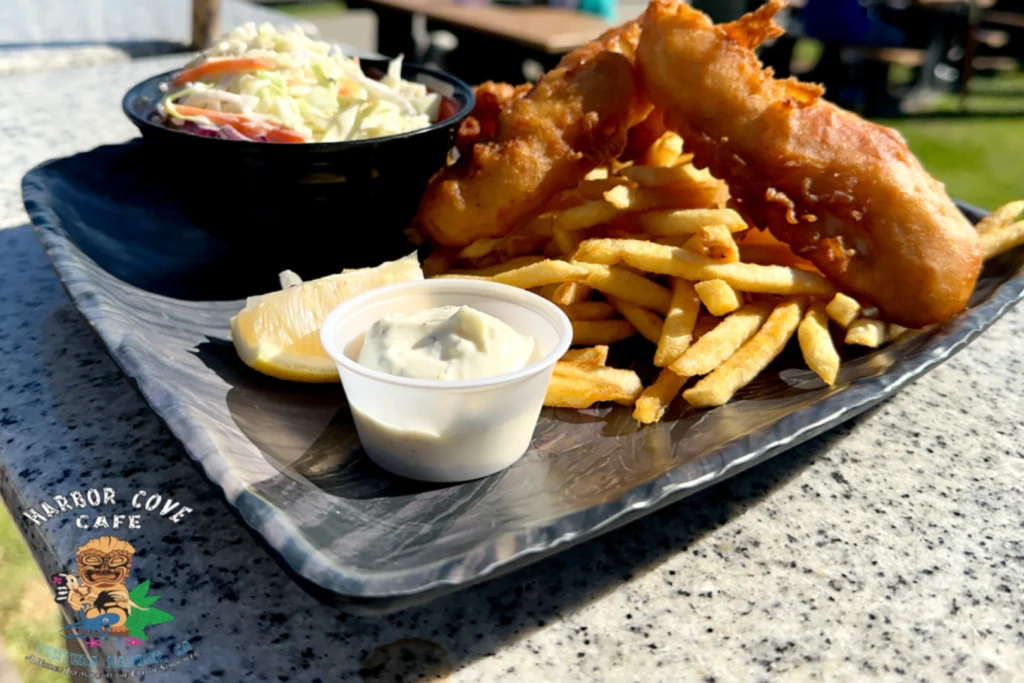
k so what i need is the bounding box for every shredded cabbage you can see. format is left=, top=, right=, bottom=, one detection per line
left=159, top=23, right=442, bottom=143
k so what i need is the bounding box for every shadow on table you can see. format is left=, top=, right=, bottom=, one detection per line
left=344, top=410, right=868, bottom=677
left=0, top=39, right=189, bottom=58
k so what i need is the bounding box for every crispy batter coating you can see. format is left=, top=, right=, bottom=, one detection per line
left=416, top=20, right=649, bottom=248
left=456, top=81, right=533, bottom=158
left=637, top=0, right=982, bottom=327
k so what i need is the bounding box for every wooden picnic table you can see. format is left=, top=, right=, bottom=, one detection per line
left=364, top=0, right=611, bottom=54
left=348, top=0, right=612, bottom=83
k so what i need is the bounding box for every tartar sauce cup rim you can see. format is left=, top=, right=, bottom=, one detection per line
left=320, top=278, right=574, bottom=390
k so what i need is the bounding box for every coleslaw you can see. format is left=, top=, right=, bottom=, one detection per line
left=158, top=23, right=444, bottom=143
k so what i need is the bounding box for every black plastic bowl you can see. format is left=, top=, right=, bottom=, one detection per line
left=122, top=61, right=473, bottom=278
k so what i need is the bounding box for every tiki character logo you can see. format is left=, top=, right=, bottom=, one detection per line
left=52, top=536, right=173, bottom=642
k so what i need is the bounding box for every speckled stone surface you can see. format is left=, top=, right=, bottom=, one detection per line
left=2, top=58, right=1024, bottom=682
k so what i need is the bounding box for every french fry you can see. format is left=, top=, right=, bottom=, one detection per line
left=577, top=263, right=673, bottom=314
left=737, top=227, right=821, bottom=271
left=458, top=237, right=502, bottom=260
left=584, top=166, right=610, bottom=181
left=536, top=283, right=561, bottom=300
left=552, top=181, right=727, bottom=233
left=975, top=200, right=1024, bottom=234
left=683, top=225, right=739, bottom=262
left=552, top=199, right=623, bottom=232
left=633, top=368, right=689, bottom=424
left=695, top=279, right=743, bottom=316
left=679, top=164, right=717, bottom=184
left=604, top=185, right=634, bottom=210
left=640, top=131, right=685, bottom=167
left=692, top=313, right=722, bottom=341
left=798, top=300, right=840, bottom=385
left=549, top=362, right=643, bottom=406
left=560, top=346, right=609, bottom=366
left=490, top=260, right=590, bottom=289
left=608, top=297, right=665, bottom=344
left=981, top=220, right=1024, bottom=260
left=422, top=249, right=457, bottom=277
left=887, top=323, right=909, bottom=339
left=558, top=301, right=617, bottom=321
left=571, top=319, right=637, bottom=345
left=845, top=318, right=887, bottom=348
left=448, top=255, right=545, bottom=277
left=655, top=179, right=729, bottom=209
left=519, top=213, right=555, bottom=238
left=654, top=279, right=700, bottom=367
left=458, top=240, right=501, bottom=262
left=553, top=227, right=584, bottom=257
left=545, top=374, right=623, bottom=409
left=574, top=239, right=835, bottom=297
left=738, top=244, right=819, bottom=272
left=433, top=273, right=490, bottom=280
left=669, top=302, right=773, bottom=377
left=683, top=297, right=807, bottom=408
left=620, top=164, right=699, bottom=187
left=652, top=235, right=693, bottom=249
left=552, top=282, right=594, bottom=306
left=576, top=177, right=633, bottom=200
left=572, top=239, right=623, bottom=265
left=638, top=208, right=748, bottom=235
left=825, top=292, right=861, bottom=329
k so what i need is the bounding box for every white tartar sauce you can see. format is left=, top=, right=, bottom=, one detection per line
left=357, top=305, right=537, bottom=381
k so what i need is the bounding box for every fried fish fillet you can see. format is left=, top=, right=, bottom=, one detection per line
left=636, top=0, right=982, bottom=327
left=416, top=20, right=649, bottom=248
left=455, top=81, right=533, bottom=158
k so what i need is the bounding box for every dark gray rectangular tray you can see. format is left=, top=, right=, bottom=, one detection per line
left=22, top=141, right=1024, bottom=613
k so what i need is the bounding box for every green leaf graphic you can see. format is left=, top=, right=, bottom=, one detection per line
left=123, top=580, right=175, bottom=640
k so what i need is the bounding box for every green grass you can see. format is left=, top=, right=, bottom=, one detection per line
left=0, top=500, right=70, bottom=683
left=884, top=117, right=1024, bottom=211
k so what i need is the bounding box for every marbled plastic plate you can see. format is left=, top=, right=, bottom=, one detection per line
left=23, top=142, right=1024, bottom=613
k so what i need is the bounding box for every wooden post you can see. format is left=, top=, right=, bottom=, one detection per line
left=191, top=0, right=222, bottom=50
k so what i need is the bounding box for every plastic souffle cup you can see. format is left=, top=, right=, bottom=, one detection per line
left=319, top=279, right=573, bottom=483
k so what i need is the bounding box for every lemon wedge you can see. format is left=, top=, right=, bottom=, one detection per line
left=230, top=252, right=423, bottom=382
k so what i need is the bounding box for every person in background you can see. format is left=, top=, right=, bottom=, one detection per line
left=802, top=0, right=906, bottom=49
left=577, top=0, right=617, bottom=22
left=799, top=0, right=909, bottom=111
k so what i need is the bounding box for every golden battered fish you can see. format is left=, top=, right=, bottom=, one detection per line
left=636, top=0, right=982, bottom=327
left=455, top=81, right=532, bottom=159
left=416, top=20, right=649, bottom=248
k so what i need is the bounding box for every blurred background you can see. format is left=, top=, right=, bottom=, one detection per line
left=1, top=0, right=1022, bottom=680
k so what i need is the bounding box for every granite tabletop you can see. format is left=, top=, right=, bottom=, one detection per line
left=2, top=56, right=1024, bottom=683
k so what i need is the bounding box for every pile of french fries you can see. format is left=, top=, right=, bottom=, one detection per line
left=419, top=132, right=1024, bottom=424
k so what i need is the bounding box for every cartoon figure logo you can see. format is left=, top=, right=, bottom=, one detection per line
left=52, top=536, right=174, bottom=642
